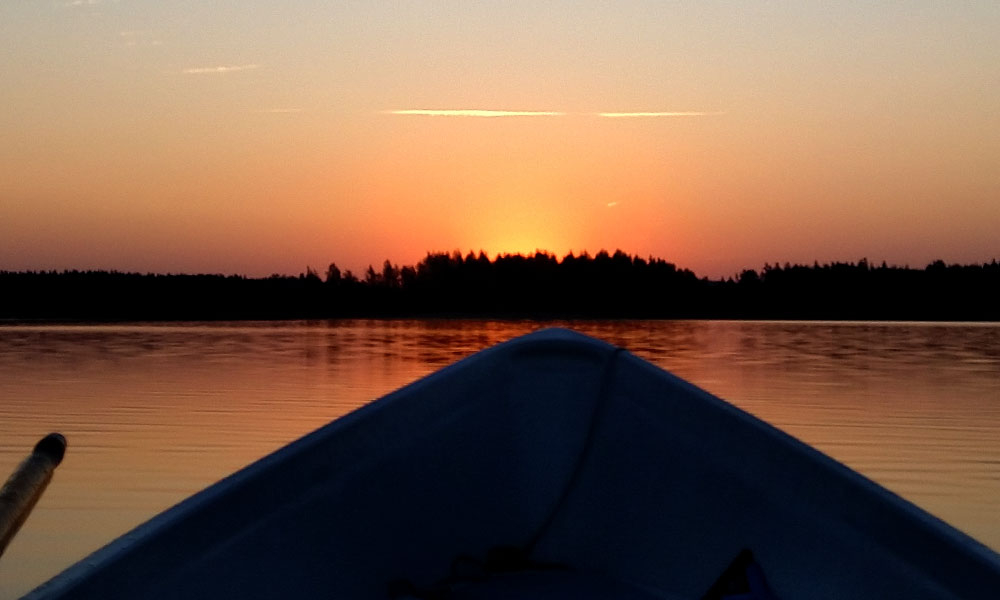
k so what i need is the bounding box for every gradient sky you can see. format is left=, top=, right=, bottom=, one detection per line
left=2, top=2, right=998, bottom=279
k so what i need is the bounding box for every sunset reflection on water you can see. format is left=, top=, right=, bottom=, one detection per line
left=0, top=320, right=998, bottom=598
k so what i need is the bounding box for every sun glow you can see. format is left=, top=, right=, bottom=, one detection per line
left=475, top=228, right=570, bottom=260
left=463, top=198, right=578, bottom=261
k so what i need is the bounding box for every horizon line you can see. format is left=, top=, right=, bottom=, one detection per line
left=6, top=254, right=997, bottom=280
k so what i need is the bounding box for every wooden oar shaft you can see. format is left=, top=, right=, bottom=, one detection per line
left=0, top=433, right=66, bottom=557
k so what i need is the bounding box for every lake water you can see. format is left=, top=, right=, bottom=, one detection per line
left=1, top=319, right=998, bottom=598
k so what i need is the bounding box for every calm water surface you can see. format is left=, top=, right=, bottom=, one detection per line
left=1, top=320, right=998, bottom=597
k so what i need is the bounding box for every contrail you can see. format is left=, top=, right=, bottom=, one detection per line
left=386, top=109, right=722, bottom=118
left=386, top=109, right=565, bottom=117
left=597, top=111, right=723, bottom=118
left=183, top=64, right=259, bottom=74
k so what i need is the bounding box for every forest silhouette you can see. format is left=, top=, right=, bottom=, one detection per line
left=2, top=250, right=998, bottom=321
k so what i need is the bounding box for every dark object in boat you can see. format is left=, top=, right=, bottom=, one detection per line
left=701, top=548, right=778, bottom=600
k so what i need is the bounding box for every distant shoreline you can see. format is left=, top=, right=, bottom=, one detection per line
left=3, top=251, right=998, bottom=322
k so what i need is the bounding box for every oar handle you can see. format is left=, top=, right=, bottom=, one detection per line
left=0, top=433, right=67, bottom=557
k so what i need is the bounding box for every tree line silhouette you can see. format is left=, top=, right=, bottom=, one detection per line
left=2, top=251, right=998, bottom=321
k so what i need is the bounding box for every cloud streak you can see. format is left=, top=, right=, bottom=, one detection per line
left=120, top=30, right=162, bottom=47
left=182, top=64, right=259, bottom=74
left=386, top=109, right=564, bottom=117
left=386, top=109, right=722, bottom=118
left=598, top=111, right=724, bottom=118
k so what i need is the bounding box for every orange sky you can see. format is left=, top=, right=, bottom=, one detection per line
left=2, top=3, right=998, bottom=278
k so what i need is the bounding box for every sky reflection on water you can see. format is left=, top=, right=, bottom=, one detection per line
left=0, top=320, right=997, bottom=598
